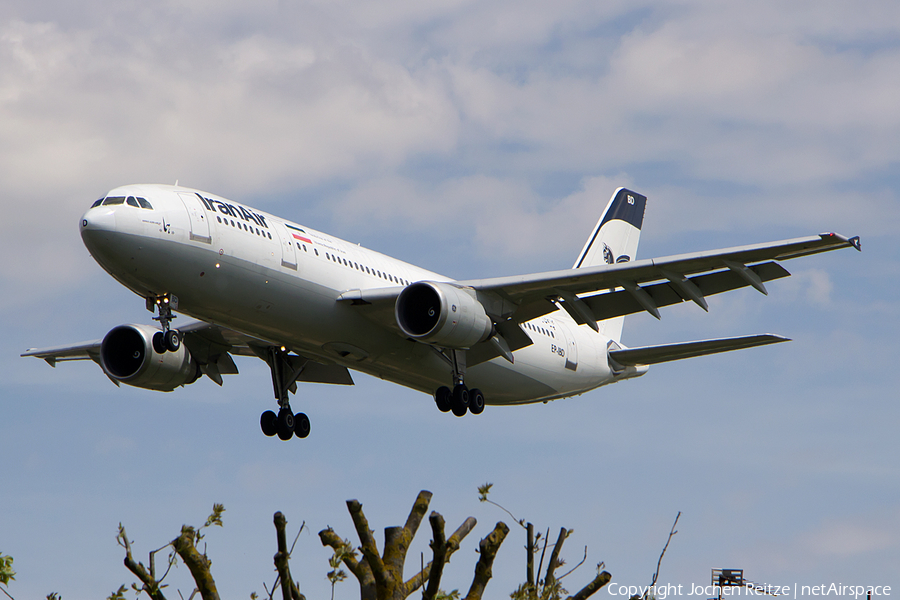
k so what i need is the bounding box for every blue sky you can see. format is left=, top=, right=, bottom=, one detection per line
left=1, top=1, right=898, bottom=598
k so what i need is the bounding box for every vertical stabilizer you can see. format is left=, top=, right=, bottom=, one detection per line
left=572, top=188, right=647, bottom=342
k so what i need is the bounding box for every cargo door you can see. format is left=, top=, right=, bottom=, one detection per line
left=557, top=322, right=578, bottom=371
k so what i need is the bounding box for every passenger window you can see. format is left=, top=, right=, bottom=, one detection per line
left=137, top=197, right=153, bottom=209
left=126, top=196, right=139, bottom=207
left=102, top=196, right=126, bottom=205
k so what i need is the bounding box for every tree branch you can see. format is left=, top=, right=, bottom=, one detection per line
left=463, top=522, right=509, bottom=600
left=273, top=512, right=305, bottom=600
left=403, top=490, right=432, bottom=541
left=404, top=514, right=477, bottom=598
left=172, top=526, right=220, bottom=600
left=347, top=499, right=388, bottom=591
left=567, top=570, right=612, bottom=600
left=319, top=527, right=375, bottom=600
left=118, top=525, right=168, bottom=600
left=544, top=527, right=570, bottom=589
left=422, top=512, right=446, bottom=600
left=642, top=512, right=680, bottom=600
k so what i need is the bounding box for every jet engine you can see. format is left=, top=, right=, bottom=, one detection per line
left=395, top=282, right=493, bottom=348
left=100, top=324, right=201, bottom=391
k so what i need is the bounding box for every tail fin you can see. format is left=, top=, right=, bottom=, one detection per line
left=573, top=187, right=647, bottom=342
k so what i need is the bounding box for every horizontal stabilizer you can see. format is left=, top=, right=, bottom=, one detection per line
left=609, top=334, right=790, bottom=367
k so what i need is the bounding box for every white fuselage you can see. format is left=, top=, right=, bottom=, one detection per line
left=81, top=184, right=626, bottom=404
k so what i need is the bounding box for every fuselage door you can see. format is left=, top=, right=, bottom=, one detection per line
left=273, top=222, right=298, bottom=270
left=177, top=192, right=212, bottom=243
left=557, top=322, right=578, bottom=371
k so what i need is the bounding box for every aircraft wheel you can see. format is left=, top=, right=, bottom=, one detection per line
left=469, top=388, right=485, bottom=415
left=164, top=329, right=181, bottom=352
left=450, top=384, right=469, bottom=417
left=294, top=412, right=310, bottom=439
left=434, top=386, right=452, bottom=412
left=260, top=410, right=278, bottom=437
left=152, top=331, right=167, bottom=354
left=276, top=409, right=294, bottom=440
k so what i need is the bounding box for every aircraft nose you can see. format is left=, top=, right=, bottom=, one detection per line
left=81, top=207, right=116, bottom=233
left=80, top=207, right=117, bottom=254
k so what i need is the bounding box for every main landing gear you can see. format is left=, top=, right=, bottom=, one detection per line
left=260, top=346, right=310, bottom=441
left=150, top=294, right=181, bottom=353
left=433, top=349, right=485, bottom=417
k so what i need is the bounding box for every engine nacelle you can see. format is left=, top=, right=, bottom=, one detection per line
left=100, top=324, right=201, bottom=391
left=395, top=282, right=493, bottom=348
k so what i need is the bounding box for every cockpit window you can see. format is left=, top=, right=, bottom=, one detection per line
left=102, top=196, right=126, bottom=205
left=137, top=197, right=153, bottom=209
left=126, top=196, right=139, bottom=207
left=91, top=198, right=103, bottom=208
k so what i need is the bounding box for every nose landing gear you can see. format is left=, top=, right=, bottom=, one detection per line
left=149, top=294, right=181, bottom=353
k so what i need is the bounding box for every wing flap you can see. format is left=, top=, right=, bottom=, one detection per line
left=609, top=334, right=790, bottom=367
left=582, top=261, right=790, bottom=322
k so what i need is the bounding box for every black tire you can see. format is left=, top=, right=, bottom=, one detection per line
left=164, top=329, right=181, bottom=352
left=294, top=412, right=310, bottom=438
left=152, top=331, right=167, bottom=354
left=434, top=386, right=452, bottom=412
left=469, top=388, right=485, bottom=415
left=450, top=384, right=468, bottom=417
left=260, top=410, right=277, bottom=436
left=276, top=409, right=294, bottom=440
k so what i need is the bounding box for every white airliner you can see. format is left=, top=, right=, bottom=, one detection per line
left=23, top=184, right=860, bottom=440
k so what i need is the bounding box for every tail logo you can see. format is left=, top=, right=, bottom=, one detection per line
left=627, top=195, right=635, bottom=205
left=603, top=243, right=615, bottom=264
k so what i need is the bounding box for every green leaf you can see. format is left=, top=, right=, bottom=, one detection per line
left=0, top=552, right=15, bottom=585
left=205, top=504, right=226, bottom=528
left=477, top=482, right=493, bottom=502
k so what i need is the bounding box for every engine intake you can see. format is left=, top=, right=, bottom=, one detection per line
left=395, top=282, right=493, bottom=348
left=100, top=324, right=200, bottom=391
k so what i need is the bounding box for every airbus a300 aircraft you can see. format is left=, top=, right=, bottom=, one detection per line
left=23, top=185, right=860, bottom=440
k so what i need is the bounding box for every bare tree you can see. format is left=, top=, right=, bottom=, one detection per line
left=93, top=487, right=676, bottom=600
left=319, top=489, right=507, bottom=600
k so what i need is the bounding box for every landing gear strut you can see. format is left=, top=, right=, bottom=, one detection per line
left=260, top=346, right=310, bottom=440
left=150, top=294, right=181, bottom=353
left=432, top=349, right=485, bottom=417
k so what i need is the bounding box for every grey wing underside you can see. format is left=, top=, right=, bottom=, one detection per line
left=22, top=321, right=354, bottom=387
left=456, top=232, right=860, bottom=325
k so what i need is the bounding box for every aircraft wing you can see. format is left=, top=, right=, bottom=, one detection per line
left=23, top=320, right=354, bottom=387
left=22, top=340, right=103, bottom=366
left=457, top=232, right=861, bottom=324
